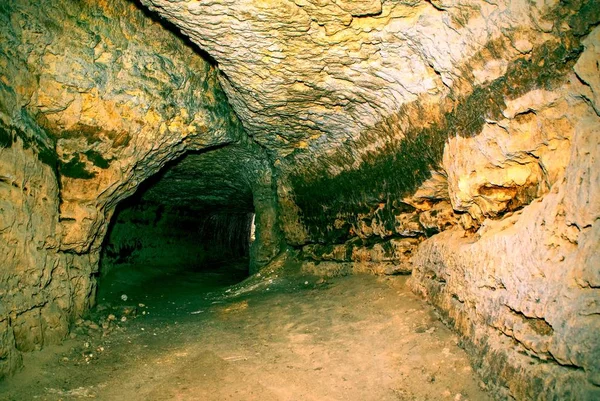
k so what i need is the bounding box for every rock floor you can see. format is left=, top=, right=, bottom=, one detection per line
left=0, top=263, right=492, bottom=401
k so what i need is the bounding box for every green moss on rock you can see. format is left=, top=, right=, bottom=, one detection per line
left=60, top=154, right=96, bottom=179
left=37, top=147, right=58, bottom=169
left=0, top=120, right=58, bottom=170
left=84, top=149, right=111, bottom=169
left=0, top=124, right=13, bottom=148
left=568, top=0, right=600, bottom=37
left=41, top=122, right=131, bottom=148
left=290, top=34, right=584, bottom=242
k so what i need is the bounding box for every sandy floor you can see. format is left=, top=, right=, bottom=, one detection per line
left=0, top=262, right=491, bottom=401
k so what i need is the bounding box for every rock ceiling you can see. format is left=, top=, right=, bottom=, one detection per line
left=139, top=144, right=257, bottom=212
left=1, top=1, right=599, bottom=395
left=141, top=0, right=559, bottom=162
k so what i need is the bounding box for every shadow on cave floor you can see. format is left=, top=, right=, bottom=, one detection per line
left=95, top=258, right=250, bottom=319
left=0, top=263, right=492, bottom=401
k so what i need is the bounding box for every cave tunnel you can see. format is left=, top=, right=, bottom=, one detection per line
left=97, top=146, right=257, bottom=306
left=0, top=0, right=599, bottom=400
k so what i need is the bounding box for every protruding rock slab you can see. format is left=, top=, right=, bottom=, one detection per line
left=410, top=98, right=600, bottom=400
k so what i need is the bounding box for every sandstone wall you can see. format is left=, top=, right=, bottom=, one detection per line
left=409, top=27, right=600, bottom=399
left=0, top=0, right=244, bottom=378
left=1, top=0, right=598, bottom=396
left=1, top=127, right=60, bottom=376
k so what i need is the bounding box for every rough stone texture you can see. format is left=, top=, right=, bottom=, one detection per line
left=140, top=146, right=255, bottom=213
left=297, top=197, right=458, bottom=275
left=443, top=87, right=577, bottom=224
left=410, top=177, right=600, bottom=399
left=0, top=0, right=247, bottom=378
left=0, top=0, right=598, bottom=399
left=132, top=4, right=599, bottom=397
left=1, top=0, right=244, bottom=256
left=141, top=0, right=558, bottom=157
left=292, top=177, right=460, bottom=278
left=410, top=28, right=600, bottom=399
left=301, top=236, right=421, bottom=276
left=0, top=135, right=56, bottom=375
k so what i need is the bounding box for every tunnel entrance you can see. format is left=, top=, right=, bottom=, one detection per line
left=97, top=146, right=256, bottom=307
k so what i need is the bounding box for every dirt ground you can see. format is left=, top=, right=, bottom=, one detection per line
left=0, top=261, right=492, bottom=401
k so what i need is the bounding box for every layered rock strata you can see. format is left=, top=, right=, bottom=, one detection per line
left=410, top=26, right=600, bottom=399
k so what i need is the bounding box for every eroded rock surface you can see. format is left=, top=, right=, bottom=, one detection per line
left=0, top=0, right=245, bottom=378
left=136, top=1, right=599, bottom=397
left=141, top=0, right=559, bottom=154
left=410, top=152, right=600, bottom=398
left=410, top=26, right=600, bottom=399
left=0, top=0, right=598, bottom=398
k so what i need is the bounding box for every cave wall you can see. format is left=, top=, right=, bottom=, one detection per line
left=1, top=0, right=598, bottom=398
left=0, top=119, right=100, bottom=377
left=1, top=127, right=59, bottom=376
left=137, top=0, right=600, bottom=398
left=288, top=17, right=600, bottom=401
left=0, top=0, right=245, bottom=378
left=409, top=27, right=600, bottom=399
left=287, top=23, right=600, bottom=400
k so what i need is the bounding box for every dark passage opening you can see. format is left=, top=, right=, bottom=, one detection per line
left=97, top=146, right=256, bottom=307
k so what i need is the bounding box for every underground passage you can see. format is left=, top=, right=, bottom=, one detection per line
left=97, top=148, right=257, bottom=307
left=0, top=0, right=599, bottom=400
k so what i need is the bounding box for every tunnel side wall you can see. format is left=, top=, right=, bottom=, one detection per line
left=409, top=109, right=600, bottom=399
left=0, top=125, right=98, bottom=378
left=408, top=30, right=600, bottom=397
left=0, top=0, right=244, bottom=378
left=302, top=40, right=600, bottom=401
left=274, top=25, right=600, bottom=401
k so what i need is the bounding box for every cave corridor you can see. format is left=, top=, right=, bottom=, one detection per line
left=97, top=149, right=256, bottom=307
left=0, top=0, right=599, bottom=400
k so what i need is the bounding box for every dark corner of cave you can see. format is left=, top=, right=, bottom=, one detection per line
left=97, top=147, right=257, bottom=310
left=0, top=0, right=599, bottom=400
